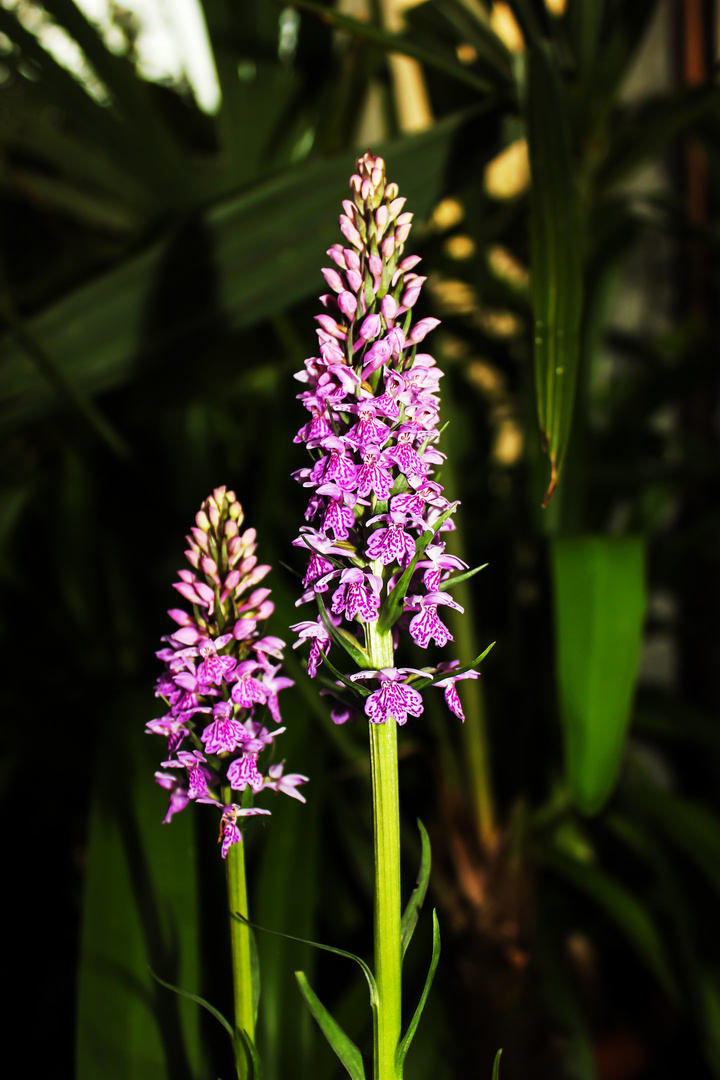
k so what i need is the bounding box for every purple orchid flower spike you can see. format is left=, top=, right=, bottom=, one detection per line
left=150, top=488, right=307, bottom=856
left=291, top=152, right=490, bottom=724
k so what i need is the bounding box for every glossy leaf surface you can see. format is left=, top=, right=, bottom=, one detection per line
left=551, top=536, right=646, bottom=813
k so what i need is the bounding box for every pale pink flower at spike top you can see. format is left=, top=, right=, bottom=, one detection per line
left=291, top=153, right=488, bottom=723
left=149, top=487, right=307, bottom=858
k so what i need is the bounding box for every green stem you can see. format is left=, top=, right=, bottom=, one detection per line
left=366, top=618, right=402, bottom=1080
left=226, top=834, right=254, bottom=1078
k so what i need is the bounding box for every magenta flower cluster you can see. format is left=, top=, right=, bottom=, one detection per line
left=292, top=153, right=483, bottom=724
left=150, top=487, right=307, bottom=857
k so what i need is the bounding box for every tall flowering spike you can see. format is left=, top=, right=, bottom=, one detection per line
left=293, top=153, right=487, bottom=722
left=150, top=487, right=307, bottom=856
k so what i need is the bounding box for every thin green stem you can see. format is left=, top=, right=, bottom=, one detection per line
left=366, top=618, right=402, bottom=1080
left=226, top=834, right=254, bottom=1078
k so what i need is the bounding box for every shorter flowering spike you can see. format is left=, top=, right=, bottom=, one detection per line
left=150, top=490, right=307, bottom=856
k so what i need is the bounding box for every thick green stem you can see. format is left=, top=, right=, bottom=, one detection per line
left=226, top=836, right=254, bottom=1077
left=366, top=619, right=403, bottom=1080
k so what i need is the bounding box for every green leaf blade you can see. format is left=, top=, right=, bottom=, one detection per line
left=295, top=972, right=367, bottom=1080
left=401, top=820, right=432, bottom=960
left=395, top=910, right=441, bottom=1077
left=551, top=536, right=646, bottom=814
left=525, top=42, right=583, bottom=502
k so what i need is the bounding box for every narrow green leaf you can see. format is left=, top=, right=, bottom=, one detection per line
left=631, top=786, right=720, bottom=898
left=235, top=1026, right=263, bottom=1080
left=551, top=536, right=645, bottom=814
left=316, top=590, right=369, bottom=668
left=410, top=0, right=514, bottom=84
left=438, top=563, right=488, bottom=591
left=410, top=641, right=495, bottom=691
left=395, top=910, right=441, bottom=1076
left=543, top=846, right=677, bottom=1000
left=525, top=43, right=583, bottom=503
left=566, top=0, right=604, bottom=76
left=401, top=820, right=431, bottom=960
left=295, top=972, right=366, bottom=1080
left=40, top=0, right=188, bottom=190
left=378, top=503, right=458, bottom=633
left=76, top=693, right=204, bottom=1080
left=235, top=913, right=378, bottom=1008
left=599, top=88, right=720, bottom=193
left=289, top=0, right=495, bottom=95
left=0, top=8, right=161, bottom=198
left=492, top=1049, right=503, bottom=1080
left=149, top=970, right=233, bottom=1041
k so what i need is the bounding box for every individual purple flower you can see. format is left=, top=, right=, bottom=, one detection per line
left=366, top=513, right=416, bottom=567
left=291, top=618, right=331, bottom=678
left=219, top=804, right=271, bottom=857
left=433, top=661, right=480, bottom=722
left=266, top=763, right=310, bottom=802
left=201, top=701, right=248, bottom=754
left=405, top=592, right=463, bottom=650
left=227, top=752, right=265, bottom=793
left=352, top=668, right=424, bottom=726
left=150, top=488, right=306, bottom=855
left=331, top=567, right=382, bottom=622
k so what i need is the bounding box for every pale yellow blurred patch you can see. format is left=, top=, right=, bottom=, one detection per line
left=484, top=138, right=530, bottom=199
left=544, top=0, right=567, bottom=16
left=437, top=333, right=470, bottom=361
left=467, top=360, right=505, bottom=398
left=493, top=414, right=524, bottom=466
left=475, top=306, right=523, bottom=338
left=445, top=235, right=477, bottom=260
left=487, top=245, right=529, bottom=288
left=466, top=362, right=524, bottom=467
left=428, top=274, right=478, bottom=316
left=490, top=3, right=525, bottom=53
left=431, top=197, right=465, bottom=230
left=456, top=42, right=478, bottom=65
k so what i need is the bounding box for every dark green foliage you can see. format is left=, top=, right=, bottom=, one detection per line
left=1, top=2, right=719, bottom=1079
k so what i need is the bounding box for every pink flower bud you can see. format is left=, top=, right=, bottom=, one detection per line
left=360, top=313, right=381, bottom=340
left=381, top=236, right=395, bottom=259
left=339, top=215, right=363, bottom=249
left=408, top=317, right=441, bottom=344
left=338, top=291, right=358, bottom=318
left=322, top=267, right=344, bottom=293
left=381, top=295, right=397, bottom=322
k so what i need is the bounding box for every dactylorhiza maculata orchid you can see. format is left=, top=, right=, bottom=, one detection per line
left=291, top=153, right=490, bottom=1080
left=150, top=487, right=307, bottom=1078
left=291, top=151, right=485, bottom=724
left=151, top=486, right=306, bottom=857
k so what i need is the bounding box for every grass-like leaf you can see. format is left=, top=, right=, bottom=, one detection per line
left=316, top=590, right=369, bottom=669
left=295, top=972, right=366, bottom=1080
left=378, top=503, right=458, bottom=633
left=149, top=969, right=233, bottom=1041
left=394, top=910, right=441, bottom=1077
left=401, top=820, right=431, bottom=961
left=492, top=1048, right=503, bottom=1079
left=526, top=42, right=583, bottom=504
